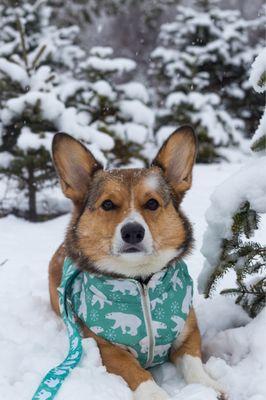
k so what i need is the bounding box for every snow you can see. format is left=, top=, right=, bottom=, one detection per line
left=91, top=80, right=116, bottom=100
left=156, top=126, right=177, bottom=147
left=83, top=56, right=136, bottom=74
left=119, top=100, right=154, bottom=128
left=111, top=122, right=149, bottom=145
left=249, top=48, right=266, bottom=93
left=198, top=156, right=266, bottom=294
left=17, top=127, right=52, bottom=152
left=249, top=48, right=266, bottom=151
left=90, top=46, right=114, bottom=57
left=1, top=162, right=266, bottom=400
left=118, top=82, right=149, bottom=104
left=0, top=58, right=29, bottom=86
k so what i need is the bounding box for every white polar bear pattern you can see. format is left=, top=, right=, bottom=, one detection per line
left=139, top=336, right=149, bottom=353
left=106, top=312, right=142, bottom=336
left=90, top=326, right=104, bottom=334
left=90, top=285, right=112, bottom=309
left=171, top=315, right=185, bottom=333
left=105, top=279, right=138, bottom=296
left=152, top=320, right=167, bottom=337
left=150, top=292, right=168, bottom=311
left=182, top=286, right=192, bottom=314
left=170, top=269, right=183, bottom=291
left=154, top=344, right=171, bottom=358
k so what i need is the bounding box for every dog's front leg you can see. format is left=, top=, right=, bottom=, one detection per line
left=170, top=308, right=226, bottom=398
left=83, top=326, right=169, bottom=400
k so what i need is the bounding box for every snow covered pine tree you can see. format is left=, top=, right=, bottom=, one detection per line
left=77, top=46, right=155, bottom=167
left=0, top=2, right=112, bottom=220
left=198, top=49, right=266, bottom=317
left=149, top=0, right=265, bottom=163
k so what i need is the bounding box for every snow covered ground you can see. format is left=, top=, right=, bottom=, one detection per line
left=0, top=162, right=265, bottom=400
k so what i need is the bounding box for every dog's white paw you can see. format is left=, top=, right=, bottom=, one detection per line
left=134, top=380, right=169, bottom=400
left=180, top=355, right=227, bottom=398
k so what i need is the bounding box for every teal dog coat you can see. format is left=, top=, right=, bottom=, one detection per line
left=32, top=257, right=193, bottom=399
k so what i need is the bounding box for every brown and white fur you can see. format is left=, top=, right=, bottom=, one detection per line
left=49, top=126, right=225, bottom=400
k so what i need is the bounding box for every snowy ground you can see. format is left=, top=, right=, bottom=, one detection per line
left=0, top=162, right=266, bottom=400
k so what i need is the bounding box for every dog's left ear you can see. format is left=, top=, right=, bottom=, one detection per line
left=152, top=126, right=197, bottom=193
left=52, top=132, right=103, bottom=205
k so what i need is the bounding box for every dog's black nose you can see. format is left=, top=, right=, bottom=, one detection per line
left=121, top=223, right=145, bottom=244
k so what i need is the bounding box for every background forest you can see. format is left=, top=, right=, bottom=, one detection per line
left=0, top=0, right=265, bottom=220
left=0, top=1, right=265, bottom=399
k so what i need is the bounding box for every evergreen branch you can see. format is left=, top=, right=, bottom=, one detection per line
left=32, top=44, right=47, bottom=70
left=16, top=17, right=29, bottom=74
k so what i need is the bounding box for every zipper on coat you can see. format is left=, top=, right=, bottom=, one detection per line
left=138, top=283, right=155, bottom=368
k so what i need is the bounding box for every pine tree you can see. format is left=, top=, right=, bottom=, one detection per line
left=0, top=2, right=111, bottom=220
left=149, top=0, right=264, bottom=163
left=198, top=49, right=266, bottom=317
left=78, top=46, right=155, bottom=167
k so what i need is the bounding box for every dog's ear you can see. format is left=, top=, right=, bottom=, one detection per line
left=152, top=126, right=197, bottom=194
left=52, top=132, right=103, bottom=204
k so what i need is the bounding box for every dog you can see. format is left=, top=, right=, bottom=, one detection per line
left=48, top=126, right=225, bottom=400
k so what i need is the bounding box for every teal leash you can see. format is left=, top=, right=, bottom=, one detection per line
left=32, top=267, right=83, bottom=400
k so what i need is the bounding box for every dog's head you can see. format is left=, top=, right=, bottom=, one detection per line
left=52, top=126, right=197, bottom=278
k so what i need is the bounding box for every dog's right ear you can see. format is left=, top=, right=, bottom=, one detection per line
left=52, top=133, right=103, bottom=204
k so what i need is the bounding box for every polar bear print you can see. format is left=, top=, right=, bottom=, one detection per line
left=152, top=320, right=167, bottom=337
left=106, top=312, right=142, bottom=336
left=90, top=326, right=104, bottom=334
left=154, top=344, right=171, bottom=358
left=170, top=270, right=183, bottom=291
left=105, top=280, right=138, bottom=296
left=148, top=271, right=165, bottom=291
left=90, top=285, right=112, bottom=309
left=182, top=286, right=192, bottom=314
left=171, top=315, right=185, bottom=333
left=139, top=336, right=149, bottom=353
left=150, top=292, right=168, bottom=311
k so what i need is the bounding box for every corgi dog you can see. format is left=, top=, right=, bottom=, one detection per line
left=49, top=126, right=225, bottom=400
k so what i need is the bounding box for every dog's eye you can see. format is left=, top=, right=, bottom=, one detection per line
left=144, top=198, right=159, bottom=211
left=101, top=199, right=116, bottom=211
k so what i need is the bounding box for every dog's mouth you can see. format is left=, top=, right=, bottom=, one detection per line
left=122, top=246, right=142, bottom=254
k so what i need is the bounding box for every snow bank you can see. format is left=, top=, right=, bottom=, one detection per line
left=198, top=156, right=266, bottom=293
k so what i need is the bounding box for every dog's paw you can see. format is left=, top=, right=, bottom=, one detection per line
left=181, top=355, right=227, bottom=399
left=134, top=380, right=169, bottom=400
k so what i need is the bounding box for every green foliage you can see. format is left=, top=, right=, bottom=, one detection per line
left=205, top=202, right=266, bottom=317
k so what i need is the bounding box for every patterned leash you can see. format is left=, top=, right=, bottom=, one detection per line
left=32, top=265, right=83, bottom=400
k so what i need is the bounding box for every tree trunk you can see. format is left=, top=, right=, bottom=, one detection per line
left=28, top=166, right=37, bottom=221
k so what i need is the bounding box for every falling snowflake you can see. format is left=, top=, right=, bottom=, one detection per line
left=170, top=301, right=180, bottom=314
left=105, top=329, right=117, bottom=341
left=154, top=307, right=165, bottom=320
left=89, top=309, right=99, bottom=322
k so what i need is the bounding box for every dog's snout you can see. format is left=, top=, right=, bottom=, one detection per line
left=121, top=223, right=145, bottom=244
